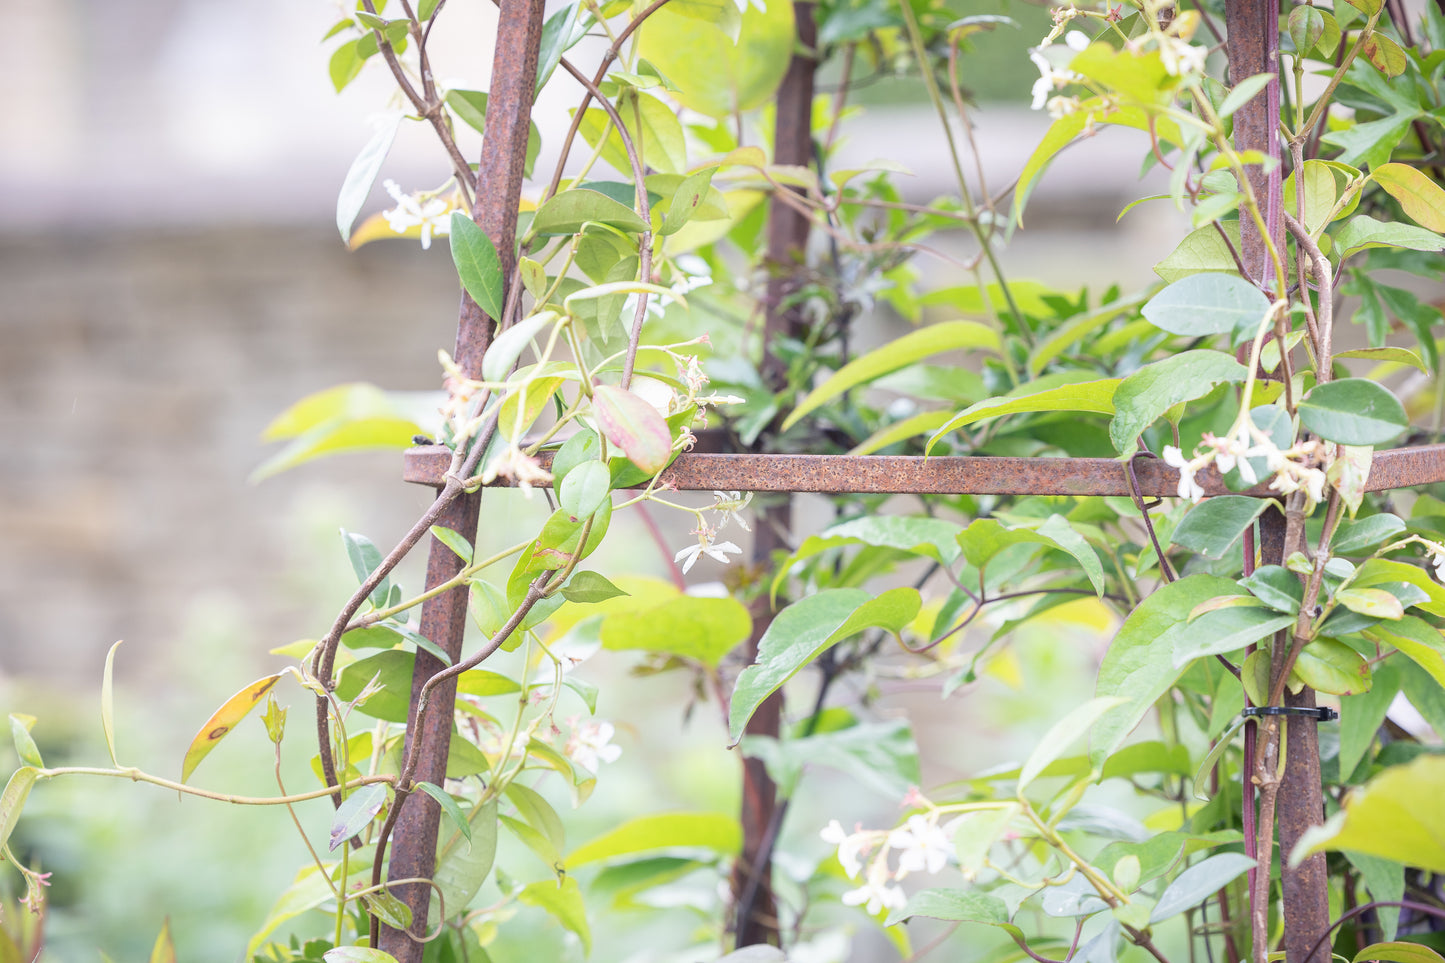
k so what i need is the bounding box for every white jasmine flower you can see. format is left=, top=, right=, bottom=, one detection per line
left=1064, top=30, right=1090, bottom=51
left=711, top=491, right=753, bottom=533
left=820, top=820, right=865, bottom=878
left=888, top=815, right=952, bottom=876
left=480, top=444, right=553, bottom=495
left=566, top=719, right=621, bottom=771
left=1425, top=542, right=1445, bottom=581
left=382, top=180, right=452, bottom=250
left=678, top=355, right=709, bottom=394
left=1046, top=95, right=1082, bottom=120
left=841, top=864, right=907, bottom=915
left=674, top=532, right=743, bottom=573
left=1162, top=445, right=1206, bottom=502
left=1029, top=49, right=1081, bottom=111
left=1160, top=36, right=1207, bottom=76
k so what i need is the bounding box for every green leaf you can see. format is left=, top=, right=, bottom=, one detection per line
left=743, top=718, right=920, bottom=798
left=1218, top=73, right=1276, bottom=118
left=1141, top=273, right=1271, bottom=338
left=660, top=166, right=720, bottom=235
left=1092, top=575, right=1242, bottom=766
left=1333, top=214, right=1445, bottom=262
left=484, top=312, right=557, bottom=385
left=578, top=91, right=688, bottom=175
left=445, top=90, right=542, bottom=177
left=1292, top=636, right=1372, bottom=695
left=1018, top=697, right=1129, bottom=791
left=1154, top=224, right=1240, bottom=282
left=252, top=383, right=429, bottom=482
left=518, top=876, right=591, bottom=954
left=1291, top=754, right=1445, bottom=871
left=450, top=213, right=505, bottom=321
left=848, top=410, right=955, bottom=455
left=1335, top=346, right=1428, bottom=372
left=929, top=379, right=1119, bottom=452
left=1354, top=559, right=1445, bottom=618
left=1353, top=943, right=1445, bottom=963
left=1288, top=6, right=1325, bottom=57
left=337, top=650, right=416, bottom=722
left=886, top=888, right=1023, bottom=936
left=432, top=796, right=498, bottom=927
left=342, top=529, right=391, bottom=609
left=430, top=525, right=473, bottom=564
left=788, top=515, right=964, bottom=568
left=1364, top=616, right=1445, bottom=690
left=324, top=948, right=401, bottom=963
left=1150, top=853, right=1257, bottom=923
left=180, top=673, right=284, bottom=782
left=1172, top=496, right=1271, bottom=560
left=1361, top=32, right=1407, bottom=77
left=559, top=570, right=629, bottom=604
left=1338, top=588, right=1405, bottom=620
left=558, top=461, right=612, bottom=520
left=1332, top=514, right=1406, bottom=554
left=337, top=114, right=402, bottom=242
left=1174, top=606, right=1296, bottom=666
left=1238, top=566, right=1303, bottom=613
left=1298, top=378, right=1408, bottom=446
left=592, top=385, right=673, bottom=474
left=784, top=322, right=1001, bottom=431
left=329, top=39, right=364, bottom=92
left=101, top=638, right=123, bottom=766
left=1109, top=351, right=1247, bottom=457
left=329, top=783, right=388, bottom=850
left=536, top=3, right=589, bottom=90
left=569, top=811, right=740, bottom=866
left=728, top=588, right=920, bottom=742
left=1373, top=164, right=1445, bottom=233
left=0, top=767, right=38, bottom=856
left=601, top=595, right=750, bottom=667
left=8, top=715, right=41, bottom=770
left=1339, top=661, right=1400, bottom=779
left=415, top=782, right=473, bottom=847
left=531, top=188, right=649, bottom=236
left=636, top=0, right=794, bottom=117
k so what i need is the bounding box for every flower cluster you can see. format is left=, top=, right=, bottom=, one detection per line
left=382, top=180, right=453, bottom=250
left=481, top=443, right=554, bottom=495
left=1028, top=32, right=1088, bottom=113
left=820, top=808, right=955, bottom=915
left=564, top=717, right=622, bottom=771
left=1163, top=426, right=1329, bottom=506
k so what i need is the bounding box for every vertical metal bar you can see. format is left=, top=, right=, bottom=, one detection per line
left=731, top=1, right=816, bottom=947
left=1224, top=0, right=1283, bottom=289
left=379, top=1, right=546, bottom=958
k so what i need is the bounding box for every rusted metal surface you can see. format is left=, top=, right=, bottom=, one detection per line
left=1225, top=0, right=1282, bottom=288
left=404, top=444, right=1445, bottom=497
left=1280, top=686, right=1333, bottom=963
left=379, top=0, right=547, bottom=957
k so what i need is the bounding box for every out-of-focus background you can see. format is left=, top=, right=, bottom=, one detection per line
left=0, top=0, right=1272, bottom=959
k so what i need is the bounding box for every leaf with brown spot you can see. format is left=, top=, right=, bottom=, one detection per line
left=181, top=673, right=284, bottom=783
left=1361, top=33, right=1406, bottom=77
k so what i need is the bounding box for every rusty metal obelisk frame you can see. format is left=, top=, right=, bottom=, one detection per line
left=379, top=0, right=1445, bottom=957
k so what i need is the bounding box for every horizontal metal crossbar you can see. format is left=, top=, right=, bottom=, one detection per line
left=402, top=443, right=1445, bottom=498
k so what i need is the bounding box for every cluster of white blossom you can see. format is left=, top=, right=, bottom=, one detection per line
left=1163, top=426, right=1329, bottom=506
left=382, top=179, right=454, bottom=249
left=819, top=808, right=956, bottom=915
left=675, top=490, right=753, bottom=573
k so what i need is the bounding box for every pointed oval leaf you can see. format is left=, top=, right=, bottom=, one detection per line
left=518, top=876, right=591, bottom=955
left=1110, top=351, right=1248, bottom=457
left=729, top=588, right=920, bottom=742
left=1018, top=697, right=1129, bottom=791
left=531, top=189, right=649, bottom=236
left=1333, top=214, right=1445, bottom=261
left=483, top=311, right=557, bottom=384
left=1363, top=616, right=1445, bottom=689
left=1141, top=273, right=1272, bottom=337
left=1238, top=565, right=1303, bottom=613
left=8, top=715, right=41, bottom=770
left=329, top=782, right=389, bottom=851
left=429, top=525, right=473, bottom=564
left=1173, top=607, right=1297, bottom=667
left=1338, top=588, right=1405, bottom=620
left=592, top=384, right=673, bottom=474
left=337, top=114, right=402, bottom=242
left=569, top=812, right=741, bottom=866
left=661, top=166, right=720, bottom=235
left=558, top=460, right=612, bottom=519
left=0, top=767, right=38, bottom=856
left=1292, top=636, right=1372, bottom=695
left=1299, top=378, right=1408, bottom=446
left=450, top=213, right=505, bottom=321
left=1361, top=32, right=1407, bottom=77
left=886, top=888, right=1023, bottom=935
left=101, top=639, right=123, bottom=766
left=783, top=322, right=1001, bottom=431
left=1373, top=164, right=1445, bottom=233
left=559, top=570, right=629, bottom=604
left=1150, top=853, right=1258, bottom=922
left=1172, top=495, right=1271, bottom=560
left=1332, top=513, right=1406, bottom=554
left=414, top=781, right=473, bottom=847
left=181, top=673, right=284, bottom=782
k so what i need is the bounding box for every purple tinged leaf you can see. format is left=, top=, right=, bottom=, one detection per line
left=329, top=783, right=389, bottom=851
left=592, top=385, right=673, bottom=475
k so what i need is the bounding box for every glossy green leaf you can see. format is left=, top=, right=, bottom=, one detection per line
left=1354, top=943, right=1445, bottom=963
left=329, top=783, right=388, bottom=850
left=1364, top=616, right=1445, bottom=689
left=1339, top=661, right=1400, bottom=779
left=1292, top=636, right=1372, bottom=695
left=1150, top=853, right=1257, bottom=923
left=1141, top=273, right=1271, bottom=337
left=1218, top=73, right=1276, bottom=119
left=1172, top=496, right=1270, bottom=560
left=1092, top=575, right=1242, bottom=766
left=787, top=515, right=964, bottom=570
left=558, top=460, right=612, bottom=520
left=181, top=673, right=284, bottom=782
left=1333, top=514, right=1406, bottom=554
left=1238, top=566, right=1303, bottom=613
left=1298, top=378, right=1408, bottom=446
left=569, top=811, right=740, bottom=866
left=1334, top=214, right=1445, bottom=261
left=482, top=311, right=556, bottom=384
left=601, top=595, right=750, bottom=667
left=536, top=2, right=588, bottom=90
left=929, top=379, right=1119, bottom=452
left=450, top=213, right=505, bottom=322
left=1110, top=351, right=1247, bottom=457
left=531, top=189, right=649, bottom=236
left=1353, top=559, right=1445, bottom=618
left=518, top=876, right=591, bottom=954
left=559, top=570, right=628, bottom=604
left=0, top=767, right=38, bottom=856
left=101, top=638, right=123, bottom=766
left=432, top=796, right=498, bottom=926
left=1174, top=606, right=1296, bottom=666
left=743, top=718, right=920, bottom=798
left=1018, top=697, right=1128, bottom=791
left=430, top=525, right=473, bottom=564
left=337, top=114, right=401, bottom=242
left=415, top=781, right=472, bottom=847
left=1338, top=588, right=1405, bottom=620
left=592, top=385, right=672, bottom=474
left=1373, top=164, right=1445, bottom=232
left=784, top=322, right=1001, bottom=431
left=729, top=588, right=920, bottom=741
left=1292, top=754, right=1445, bottom=870
left=660, top=166, right=719, bottom=235
left=886, top=888, right=1023, bottom=936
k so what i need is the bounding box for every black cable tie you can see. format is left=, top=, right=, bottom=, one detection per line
left=1241, top=706, right=1338, bottom=722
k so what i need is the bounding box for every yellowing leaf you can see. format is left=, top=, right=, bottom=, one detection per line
left=592, top=385, right=673, bottom=474
left=1373, top=163, right=1445, bottom=232
left=181, top=674, right=284, bottom=783
left=1292, top=754, right=1445, bottom=870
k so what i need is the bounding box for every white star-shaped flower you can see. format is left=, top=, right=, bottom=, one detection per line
left=888, top=814, right=952, bottom=876
left=382, top=180, right=452, bottom=250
